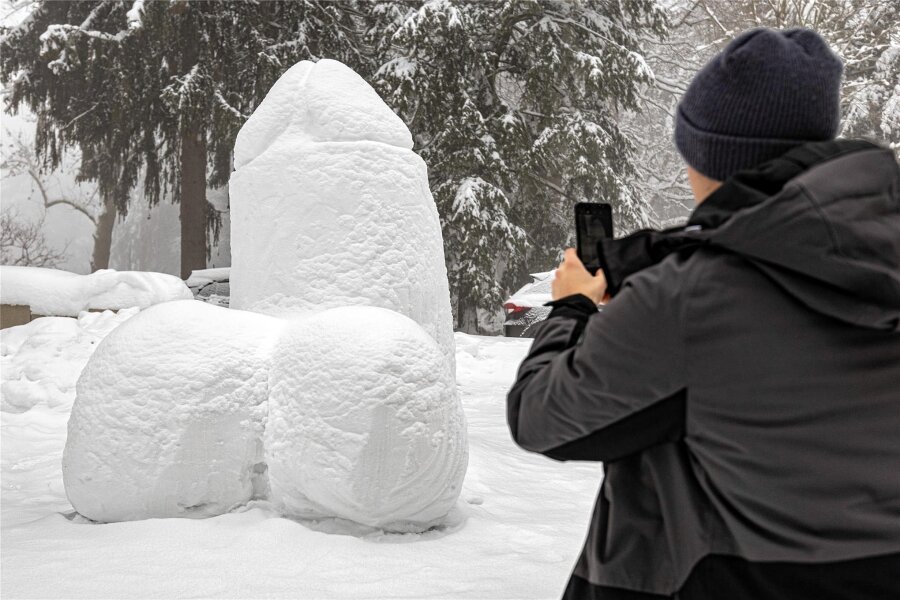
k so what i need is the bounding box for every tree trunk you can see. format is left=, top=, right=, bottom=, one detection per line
left=178, top=8, right=207, bottom=280
left=180, top=124, right=208, bottom=279
left=457, top=293, right=479, bottom=334
left=90, top=196, right=116, bottom=272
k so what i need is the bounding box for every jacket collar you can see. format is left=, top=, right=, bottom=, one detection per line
left=597, top=139, right=880, bottom=295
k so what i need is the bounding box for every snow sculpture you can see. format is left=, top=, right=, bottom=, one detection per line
left=266, top=307, right=467, bottom=530
left=229, top=59, right=456, bottom=375
left=63, top=301, right=281, bottom=522
left=63, top=60, right=468, bottom=532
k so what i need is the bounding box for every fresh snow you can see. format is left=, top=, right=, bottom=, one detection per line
left=0, top=265, right=192, bottom=316
left=505, top=271, right=555, bottom=309
left=0, top=308, right=139, bottom=413
left=1, top=314, right=602, bottom=599
left=266, top=306, right=466, bottom=531
left=125, top=0, right=145, bottom=29
left=231, top=60, right=412, bottom=170
left=62, top=300, right=281, bottom=522
left=55, top=59, right=467, bottom=534
left=185, top=267, right=231, bottom=288
left=228, top=59, right=456, bottom=375
left=57, top=300, right=466, bottom=531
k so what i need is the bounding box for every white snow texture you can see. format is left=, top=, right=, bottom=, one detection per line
left=267, top=307, right=466, bottom=530
left=229, top=59, right=456, bottom=375
left=63, top=302, right=467, bottom=530
left=62, top=60, right=466, bottom=531
left=0, top=265, right=192, bottom=317
left=0, top=308, right=139, bottom=413
left=63, top=301, right=281, bottom=522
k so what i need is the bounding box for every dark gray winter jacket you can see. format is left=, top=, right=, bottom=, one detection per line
left=507, top=140, right=900, bottom=597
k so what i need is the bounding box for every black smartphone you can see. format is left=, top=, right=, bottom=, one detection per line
left=575, top=202, right=613, bottom=275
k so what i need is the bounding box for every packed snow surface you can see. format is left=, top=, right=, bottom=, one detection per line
left=62, top=300, right=281, bottom=522
left=267, top=306, right=467, bottom=530
left=1, top=315, right=602, bottom=599
left=229, top=59, right=455, bottom=375
left=0, top=265, right=192, bottom=316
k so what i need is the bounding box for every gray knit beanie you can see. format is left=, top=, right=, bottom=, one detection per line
left=674, top=28, right=843, bottom=181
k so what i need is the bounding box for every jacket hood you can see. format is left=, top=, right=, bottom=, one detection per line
left=599, top=140, right=900, bottom=331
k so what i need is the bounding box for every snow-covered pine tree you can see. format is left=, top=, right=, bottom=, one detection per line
left=1, top=1, right=141, bottom=271
left=832, top=2, right=900, bottom=151
left=372, top=0, right=667, bottom=332
left=4, top=1, right=667, bottom=326
left=369, top=1, right=524, bottom=332
left=617, top=0, right=714, bottom=228
left=1, top=0, right=370, bottom=277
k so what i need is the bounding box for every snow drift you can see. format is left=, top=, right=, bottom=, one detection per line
left=228, top=58, right=456, bottom=375
left=0, top=265, right=192, bottom=317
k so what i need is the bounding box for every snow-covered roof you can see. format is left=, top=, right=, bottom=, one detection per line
left=0, top=266, right=192, bottom=316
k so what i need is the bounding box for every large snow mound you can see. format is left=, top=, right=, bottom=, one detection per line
left=0, top=309, right=139, bottom=413
left=62, top=300, right=282, bottom=522
left=229, top=58, right=456, bottom=375
left=266, top=306, right=467, bottom=531
left=0, top=266, right=192, bottom=317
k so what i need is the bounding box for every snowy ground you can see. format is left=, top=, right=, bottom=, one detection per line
left=1, top=312, right=602, bottom=599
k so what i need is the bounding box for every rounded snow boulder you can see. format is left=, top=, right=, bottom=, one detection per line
left=62, top=300, right=282, bottom=522
left=229, top=58, right=455, bottom=376
left=265, top=306, right=467, bottom=531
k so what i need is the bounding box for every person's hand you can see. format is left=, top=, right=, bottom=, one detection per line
left=551, top=248, right=608, bottom=304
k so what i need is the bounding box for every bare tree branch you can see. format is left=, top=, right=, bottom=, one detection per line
left=0, top=208, right=66, bottom=267
left=2, top=129, right=99, bottom=225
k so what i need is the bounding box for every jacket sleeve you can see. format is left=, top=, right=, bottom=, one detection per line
left=507, top=259, right=688, bottom=462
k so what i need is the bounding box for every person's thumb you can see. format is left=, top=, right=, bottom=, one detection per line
left=564, top=248, right=581, bottom=265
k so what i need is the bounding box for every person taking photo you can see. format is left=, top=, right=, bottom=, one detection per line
left=507, top=27, right=900, bottom=600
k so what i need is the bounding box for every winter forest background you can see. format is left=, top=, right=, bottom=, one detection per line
left=1, top=0, right=898, bottom=333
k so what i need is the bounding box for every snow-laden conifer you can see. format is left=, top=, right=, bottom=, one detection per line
left=371, top=0, right=667, bottom=330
